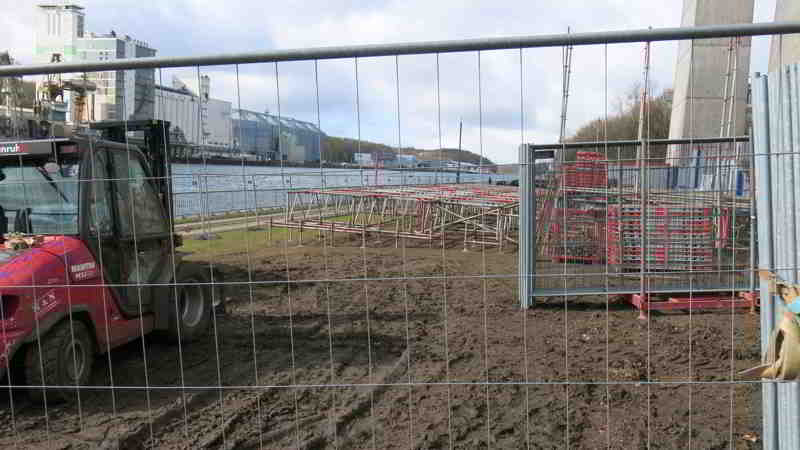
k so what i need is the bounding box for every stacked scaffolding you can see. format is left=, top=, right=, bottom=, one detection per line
left=272, top=184, right=520, bottom=247
left=607, top=204, right=715, bottom=271
left=539, top=151, right=608, bottom=263
left=561, top=151, right=608, bottom=188
left=546, top=207, right=605, bottom=263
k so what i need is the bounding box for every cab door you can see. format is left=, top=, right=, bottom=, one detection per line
left=84, top=147, right=131, bottom=314
left=107, top=148, right=172, bottom=315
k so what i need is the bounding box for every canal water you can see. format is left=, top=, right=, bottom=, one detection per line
left=172, top=164, right=513, bottom=217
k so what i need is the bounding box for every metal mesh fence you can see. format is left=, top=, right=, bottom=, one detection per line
left=0, top=22, right=797, bottom=449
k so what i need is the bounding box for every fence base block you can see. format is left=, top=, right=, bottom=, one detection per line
left=629, top=292, right=759, bottom=320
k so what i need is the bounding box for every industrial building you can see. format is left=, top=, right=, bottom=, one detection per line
left=30, top=4, right=323, bottom=161
left=154, top=76, right=232, bottom=149
left=34, top=3, right=156, bottom=122
left=231, top=109, right=323, bottom=162
left=396, top=154, right=417, bottom=167
left=354, top=152, right=373, bottom=166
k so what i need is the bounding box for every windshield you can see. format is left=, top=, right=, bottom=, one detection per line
left=0, top=159, right=80, bottom=235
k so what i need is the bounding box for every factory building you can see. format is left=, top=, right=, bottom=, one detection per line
left=35, top=3, right=156, bottom=122
left=396, top=154, right=418, bottom=168
left=354, top=152, right=373, bottom=166
left=31, top=3, right=321, bottom=161
left=153, top=76, right=232, bottom=149
left=232, top=109, right=323, bottom=162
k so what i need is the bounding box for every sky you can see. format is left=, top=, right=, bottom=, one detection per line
left=0, top=0, right=780, bottom=163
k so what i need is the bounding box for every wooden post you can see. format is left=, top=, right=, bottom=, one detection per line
left=463, top=216, right=469, bottom=252
left=299, top=221, right=304, bottom=246
left=498, top=215, right=504, bottom=253
left=395, top=215, right=400, bottom=249
left=361, top=224, right=366, bottom=249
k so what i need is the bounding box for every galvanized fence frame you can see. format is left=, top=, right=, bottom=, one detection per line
left=519, top=136, right=753, bottom=307
left=753, top=64, right=800, bottom=450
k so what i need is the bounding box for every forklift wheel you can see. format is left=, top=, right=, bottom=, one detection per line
left=25, top=320, right=94, bottom=404
left=167, top=274, right=211, bottom=343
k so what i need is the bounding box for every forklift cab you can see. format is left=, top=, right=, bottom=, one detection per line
left=0, top=125, right=214, bottom=403
left=0, top=137, right=174, bottom=317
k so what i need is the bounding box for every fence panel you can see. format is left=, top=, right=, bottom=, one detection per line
left=0, top=22, right=797, bottom=449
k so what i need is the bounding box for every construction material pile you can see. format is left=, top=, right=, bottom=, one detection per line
left=561, top=151, right=608, bottom=189
left=545, top=208, right=605, bottom=263
left=607, top=204, right=714, bottom=271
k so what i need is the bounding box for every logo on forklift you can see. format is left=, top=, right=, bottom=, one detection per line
left=0, top=143, right=21, bottom=154
left=70, top=262, right=98, bottom=280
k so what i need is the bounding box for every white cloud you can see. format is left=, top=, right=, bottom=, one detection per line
left=0, top=0, right=777, bottom=163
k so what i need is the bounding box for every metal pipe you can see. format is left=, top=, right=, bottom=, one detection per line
left=2, top=22, right=800, bottom=76
left=529, top=136, right=749, bottom=150
left=519, top=144, right=535, bottom=308
left=752, top=71, right=776, bottom=450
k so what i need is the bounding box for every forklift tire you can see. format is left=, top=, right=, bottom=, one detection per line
left=25, top=320, right=94, bottom=404
left=167, top=274, right=211, bottom=343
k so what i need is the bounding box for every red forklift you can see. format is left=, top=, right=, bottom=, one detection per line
left=0, top=120, right=218, bottom=403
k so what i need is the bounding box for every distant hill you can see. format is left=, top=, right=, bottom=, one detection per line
left=404, top=147, right=493, bottom=166
left=324, top=136, right=494, bottom=166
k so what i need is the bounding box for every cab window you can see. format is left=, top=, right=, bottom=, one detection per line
left=110, top=150, right=168, bottom=237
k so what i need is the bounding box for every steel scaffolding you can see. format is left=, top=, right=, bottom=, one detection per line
left=271, top=184, right=520, bottom=247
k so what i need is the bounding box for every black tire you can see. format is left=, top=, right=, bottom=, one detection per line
left=25, top=320, right=94, bottom=404
left=166, top=273, right=211, bottom=343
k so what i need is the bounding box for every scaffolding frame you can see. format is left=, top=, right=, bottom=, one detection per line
left=271, top=184, right=520, bottom=248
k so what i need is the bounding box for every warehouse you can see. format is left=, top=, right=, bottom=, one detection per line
left=231, top=108, right=323, bottom=162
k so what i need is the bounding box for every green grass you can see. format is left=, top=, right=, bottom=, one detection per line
left=180, top=226, right=354, bottom=258
left=179, top=213, right=411, bottom=258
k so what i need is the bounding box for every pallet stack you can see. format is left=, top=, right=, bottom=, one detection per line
left=561, top=151, right=608, bottom=189
left=607, top=204, right=714, bottom=271
left=546, top=208, right=605, bottom=264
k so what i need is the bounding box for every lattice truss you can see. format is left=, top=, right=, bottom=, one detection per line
left=272, top=185, right=520, bottom=247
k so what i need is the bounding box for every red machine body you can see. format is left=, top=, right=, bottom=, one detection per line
left=0, top=236, right=153, bottom=375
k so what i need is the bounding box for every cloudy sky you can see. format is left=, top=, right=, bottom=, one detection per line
left=0, top=0, right=780, bottom=163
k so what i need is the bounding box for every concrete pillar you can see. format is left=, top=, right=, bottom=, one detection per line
left=769, top=0, right=800, bottom=71
left=667, top=0, right=754, bottom=165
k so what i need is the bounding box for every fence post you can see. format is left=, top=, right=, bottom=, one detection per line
left=519, top=143, right=535, bottom=309
left=753, top=71, right=777, bottom=450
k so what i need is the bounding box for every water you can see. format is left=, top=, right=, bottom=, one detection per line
left=171, top=164, right=512, bottom=218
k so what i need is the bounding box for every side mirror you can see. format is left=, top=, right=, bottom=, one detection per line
left=43, top=162, right=60, bottom=174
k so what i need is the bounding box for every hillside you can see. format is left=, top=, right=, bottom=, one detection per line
left=324, top=136, right=494, bottom=166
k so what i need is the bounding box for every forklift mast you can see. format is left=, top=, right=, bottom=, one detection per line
left=89, top=120, right=175, bottom=232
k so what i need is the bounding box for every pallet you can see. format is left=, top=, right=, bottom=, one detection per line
left=628, top=291, right=759, bottom=320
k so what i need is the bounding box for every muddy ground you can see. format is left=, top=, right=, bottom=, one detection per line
left=0, top=231, right=764, bottom=449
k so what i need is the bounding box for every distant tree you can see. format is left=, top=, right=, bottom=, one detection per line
left=322, top=136, right=495, bottom=166
left=566, top=85, right=673, bottom=162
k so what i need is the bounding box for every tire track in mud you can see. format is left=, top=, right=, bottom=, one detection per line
left=193, top=347, right=413, bottom=449
left=114, top=318, right=308, bottom=448
left=113, top=303, right=413, bottom=449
